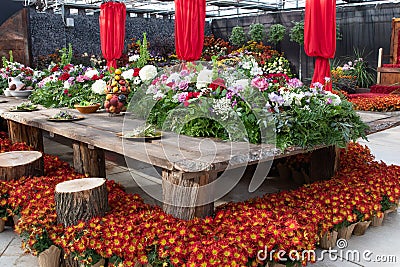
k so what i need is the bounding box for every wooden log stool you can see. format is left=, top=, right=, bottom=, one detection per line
left=0, top=151, right=43, bottom=181
left=55, top=178, right=108, bottom=267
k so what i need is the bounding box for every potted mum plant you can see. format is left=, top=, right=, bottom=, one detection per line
left=20, top=228, right=61, bottom=267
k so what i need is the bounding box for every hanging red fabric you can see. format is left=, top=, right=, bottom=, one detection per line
left=99, top=2, right=126, bottom=71
left=175, top=0, right=206, bottom=61
left=304, top=0, right=336, bottom=91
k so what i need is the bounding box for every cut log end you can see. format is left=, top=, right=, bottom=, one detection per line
left=0, top=151, right=44, bottom=181
left=55, top=178, right=106, bottom=193
left=0, top=151, right=42, bottom=167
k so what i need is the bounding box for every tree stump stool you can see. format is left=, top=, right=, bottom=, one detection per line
left=0, top=151, right=43, bottom=181
left=55, top=178, right=109, bottom=267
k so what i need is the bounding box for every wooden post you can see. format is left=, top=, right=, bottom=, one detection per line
left=377, top=48, right=383, bottom=84
left=309, top=146, right=340, bottom=181
left=162, top=170, right=216, bottom=220
left=72, top=142, right=106, bottom=178
left=0, top=151, right=43, bottom=181
left=7, top=120, right=43, bottom=151
left=55, top=178, right=108, bottom=267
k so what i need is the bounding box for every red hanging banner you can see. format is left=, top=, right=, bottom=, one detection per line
left=175, top=0, right=206, bottom=61
left=99, top=2, right=126, bottom=71
left=304, top=0, right=336, bottom=91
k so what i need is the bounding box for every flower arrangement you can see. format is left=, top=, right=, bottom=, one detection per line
left=132, top=59, right=367, bottom=149
left=1, top=132, right=399, bottom=267
left=202, top=35, right=231, bottom=61
left=30, top=63, right=108, bottom=108
left=332, top=49, right=375, bottom=89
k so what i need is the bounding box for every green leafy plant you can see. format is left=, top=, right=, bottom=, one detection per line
left=59, top=43, right=73, bottom=67
left=289, top=21, right=304, bottom=45
left=268, top=24, right=286, bottom=45
left=229, top=26, right=246, bottom=46
left=248, top=23, right=266, bottom=43
left=134, top=32, right=150, bottom=69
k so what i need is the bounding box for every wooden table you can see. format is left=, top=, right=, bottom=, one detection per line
left=1, top=96, right=399, bottom=220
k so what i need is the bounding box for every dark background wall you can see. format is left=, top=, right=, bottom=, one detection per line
left=29, top=7, right=211, bottom=65
left=211, top=2, right=400, bottom=81
left=0, top=0, right=22, bottom=25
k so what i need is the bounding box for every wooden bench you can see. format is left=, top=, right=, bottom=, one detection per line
left=1, top=96, right=398, bottom=220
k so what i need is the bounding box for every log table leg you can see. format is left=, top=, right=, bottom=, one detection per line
left=73, top=142, right=106, bottom=178
left=55, top=178, right=109, bottom=267
left=162, top=170, right=217, bottom=220
left=0, top=151, right=43, bottom=181
left=7, top=121, right=44, bottom=151
left=310, top=146, right=340, bottom=181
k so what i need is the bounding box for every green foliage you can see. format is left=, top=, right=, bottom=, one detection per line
left=229, top=26, right=246, bottom=46
left=21, top=230, right=54, bottom=255
left=248, top=23, right=266, bottom=43
left=274, top=96, right=368, bottom=150
left=289, top=21, right=304, bottom=45
left=59, top=43, right=73, bottom=67
left=380, top=195, right=396, bottom=211
left=30, top=81, right=103, bottom=108
left=268, top=24, right=286, bottom=45
left=289, top=20, right=342, bottom=44
left=8, top=50, right=14, bottom=63
left=135, top=32, right=150, bottom=68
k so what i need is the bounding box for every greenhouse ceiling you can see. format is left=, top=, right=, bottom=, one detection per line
left=15, top=0, right=396, bottom=18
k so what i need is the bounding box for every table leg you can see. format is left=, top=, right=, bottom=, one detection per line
left=310, top=145, right=340, bottom=181
left=72, top=141, right=106, bottom=178
left=7, top=120, right=44, bottom=151
left=162, top=169, right=217, bottom=220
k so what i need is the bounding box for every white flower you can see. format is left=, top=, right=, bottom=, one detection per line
left=133, top=77, right=141, bottom=85
left=121, top=69, right=135, bottom=80
left=91, top=79, right=107, bottom=95
left=212, top=98, right=232, bottom=121
left=139, top=65, right=158, bottom=82
left=129, top=55, right=140, bottom=62
left=196, top=69, right=213, bottom=89
left=63, top=80, right=70, bottom=89
left=85, top=69, right=99, bottom=79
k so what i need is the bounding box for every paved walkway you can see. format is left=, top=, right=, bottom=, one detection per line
left=1, top=114, right=400, bottom=267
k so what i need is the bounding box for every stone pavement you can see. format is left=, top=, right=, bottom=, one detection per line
left=1, top=112, right=400, bottom=267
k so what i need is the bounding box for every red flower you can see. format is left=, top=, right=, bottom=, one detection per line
left=133, top=68, right=140, bottom=77
left=209, top=78, right=226, bottom=91
left=63, top=89, right=69, bottom=95
left=58, top=73, right=70, bottom=81
left=51, top=65, right=60, bottom=72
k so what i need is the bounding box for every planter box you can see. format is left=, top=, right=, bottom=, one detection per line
left=371, top=214, right=385, bottom=227
left=337, top=223, right=357, bottom=240
left=38, top=245, right=61, bottom=267
left=353, top=221, right=371, bottom=236
left=319, top=230, right=338, bottom=249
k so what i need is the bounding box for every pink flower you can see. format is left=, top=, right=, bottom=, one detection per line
left=251, top=77, right=269, bottom=91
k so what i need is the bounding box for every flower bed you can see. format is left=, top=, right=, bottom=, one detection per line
left=0, top=133, right=399, bottom=266
left=348, top=94, right=400, bottom=111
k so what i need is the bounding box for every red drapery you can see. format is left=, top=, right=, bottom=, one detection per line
left=99, top=2, right=126, bottom=71
left=304, top=0, right=336, bottom=91
left=175, top=0, right=206, bottom=61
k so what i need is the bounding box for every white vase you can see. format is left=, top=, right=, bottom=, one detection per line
left=4, top=89, right=12, bottom=97
left=8, top=77, right=25, bottom=90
